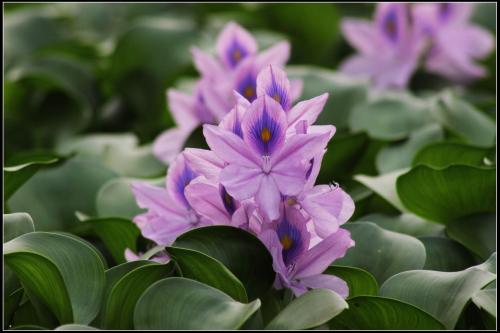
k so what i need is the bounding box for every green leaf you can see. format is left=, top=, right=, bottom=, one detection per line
left=167, top=246, right=248, bottom=302
left=354, top=169, right=408, bottom=212
left=419, top=237, right=476, bottom=271
left=4, top=232, right=106, bottom=324
left=376, top=123, right=443, bottom=173
left=96, top=177, right=163, bottom=219
left=173, top=226, right=275, bottom=300
left=5, top=288, right=24, bottom=329
left=430, top=90, right=495, bottom=147
left=134, top=277, right=260, bottom=330
left=100, top=261, right=173, bottom=329
left=350, top=93, right=430, bottom=141
left=413, top=142, right=494, bottom=169
left=472, top=288, right=496, bottom=318
left=325, top=266, right=378, bottom=299
left=329, top=296, right=445, bottom=330
left=55, top=324, right=98, bottom=330
left=380, top=254, right=497, bottom=329
left=4, top=152, right=65, bottom=201
left=336, top=222, right=426, bottom=284
left=287, top=66, right=368, bottom=128
left=358, top=213, right=444, bottom=237
left=446, top=213, right=496, bottom=260
left=397, top=165, right=496, bottom=223
left=57, top=133, right=165, bottom=178
left=71, top=217, right=140, bottom=264
left=3, top=213, right=35, bottom=243
left=8, top=158, right=118, bottom=231
left=266, top=289, right=348, bottom=330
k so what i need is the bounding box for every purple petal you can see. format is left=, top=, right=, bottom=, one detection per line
left=203, top=124, right=260, bottom=167
left=287, top=93, right=329, bottom=129
left=220, top=164, right=263, bottom=200
left=131, top=181, right=186, bottom=218
left=309, top=185, right=355, bottom=226
left=298, top=274, right=349, bottom=299
left=271, top=164, right=307, bottom=196
left=256, top=65, right=292, bottom=111
left=219, top=103, right=245, bottom=138
left=166, top=89, right=199, bottom=129
left=217, top=21, right=257, bottom=69
left=191, top=47, right=225, bottom=80
left=256, top=41, right=290, bottom=70
left=290, top=79, right=303, bottom=102
left=375, top=3, right=408, bottom=45
left=271, top=131, right=331, bottom=172
left=341, top=19, right=378, bottom=54
left=124, top=248, right=140, bottom=262
left=258, top=229, right=288, bottom=277
left=134, top=211, right=191, bottom=246
left=183, top=148, right=224, bottom=181
left=276, top=206, right=311, bottom=265
left=153, top=127, right=194, bottom=164
left=166, top=153, right=199, bottom=209
left=234, top=57, right=258, bottom=102
left=293, top=228, right=354, bottom=279
left=255, top=175, right=282, bottom=221
left=185, top=178, right=232, bottom=225
left=305, top=149, right=327, bottom=189
left=242, top=95, right=287, bottom=157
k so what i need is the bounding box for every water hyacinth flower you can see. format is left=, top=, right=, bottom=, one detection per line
left=412, top=3, right=494, bottom=82
left=340, top=3, right=424, bottom=89
left=259, top=205, right=355, bottom=297
left=154, top=21, right=300, bottom=164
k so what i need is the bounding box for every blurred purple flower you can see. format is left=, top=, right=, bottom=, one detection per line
left=340, top=3, right=424, bottom=89
left=412, top=3, right=494, bottom=82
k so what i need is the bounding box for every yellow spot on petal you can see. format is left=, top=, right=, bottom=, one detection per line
left=261, top=127, right=271, bottom=142
left=233, top=49, right=242, bottom=62
left=244, top=86, right=255, bottom=99
left=272, top=93, right=281, bottom=103
left=224, top=192, right=232, bottom=206
left=286, top=197, right=297, bottom=206
left=281, top=235, right=293, bottom=250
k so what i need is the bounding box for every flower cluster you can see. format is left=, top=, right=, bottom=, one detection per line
left=153, top=21, right=302, bottom=164
left=340, top=3, right=494, bottom=89
left=131, top=65, right=355, bottom=297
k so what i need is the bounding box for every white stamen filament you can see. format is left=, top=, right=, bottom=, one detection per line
left=262, top=156, right=272, bottom=174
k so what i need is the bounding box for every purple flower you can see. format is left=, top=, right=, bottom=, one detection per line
left=203, top=95, right=332, bottom=221
left=259, top=205, right=354, bottom=297
left=340, top=3, right=424, bottom=89
left=130, top=153, right=211, bottom=246
left=412, top=3, right=494, bottom=82
left=153, top=21, right=298, bottom=164
left=124, top=248, right=170, bottom=264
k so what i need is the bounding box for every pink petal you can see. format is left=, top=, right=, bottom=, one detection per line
left=256, top=175, right=281, bottom=221
left=290, top=79, right=303, bottom=102
left=203, top=124, right=260, bottom=167
left=130, top=181, right=186, bottom=218
left=153, top=127, right=194, bottom=164
left=341, top=19, right=378, bottom=54
left=191, top=47, right=225, bottom=80
left=166, top=89, right=199, bottom=129
left=165, top=153, right=199, bottom=209
left=271, top=165, right=307, bottom=196
left=299, top=274, right=349, bottom=299
left=256, top=41, right=290, bottom=70
left=185, top=178, right=231, bottom=225
left=220, top=164, right=263, bottom=200
left=293, top=228, right=354, bottom=279
left=133, top=211, right=191, bottom=246
left=256, top=65, right=292, bottom=111
left=287, top=93, right=329, bottom=129
left=216, top=21, right=257, bottom=69
left=183, top=148, right=224, bottom=181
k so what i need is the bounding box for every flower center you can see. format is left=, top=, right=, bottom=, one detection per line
left=261, top=127, right=272, bottom=142
left=286, top=197, right=297, bottom=206
left=244, top=86, right=255, bottom=99
left=280, top=234, right=293, bottom=250
left=232, top=49, right=242, bottom=62
left=272, top=93, right=281, bottom=103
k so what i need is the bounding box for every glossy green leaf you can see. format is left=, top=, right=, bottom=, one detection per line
left=8, top=158, right=118, bottom=231
left=472, top=288, right=496, bottom=318
left=413, top=142, right=494, bottom=169
left=397, top=165, right=496, bottom=223
left=167, top=246, right=247, bottom=302
left=71, top=217, right=140, bottom=264
left=447, top=213, right=496, bottom=260
left=266, top=289, right=348, bottom=330
left=173, top=226, right=275, bottom=300
left=358, top=213, right=444, bottom=237
left=329, top=296, right=445, bottom=330
left=4, top=232, right=106, bottom=324
left=101, top=261, right=173, bottom=329
left=350, top=93, right=431, bottom=140
left=380, top=254, right=497, bottom=329
left=57, top=133, right=165, bottom=178
left=336, top=222, right=426, bottom=283
left=287, top=66, right=368, bottom=128
left=3, top=213, right=35, bottom=243
left=419, top=237, right=476, bottom=271
left=430, top=90, right=496, bottom=148
left=376, top=123, right=443, bottom=173
left=325, top=265, right=378, bottom=298
left=354, top=169, right=408, bottom=212
left=5, top=288, right=24, bottom=329
left=4, top=152, right=64, bottom=201
left=134, top=277, right=261, bottom=330
left=96, top=177, right=163, bottom=219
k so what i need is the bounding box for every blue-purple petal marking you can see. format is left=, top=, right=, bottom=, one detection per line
left=174, top=163, right=199, bottom=208
left=248, top=102, right=282, bottom=156
left=382, top=8, right=399, bottom=43
left=220, top=185, right=236, bottom=215
left=277, top=214, right=304, bottom=266
left=237, top=73, right=257, bottom=102
left=226, top=40, right=249, bottom=68
left=266, top=67, right=290, bottom=110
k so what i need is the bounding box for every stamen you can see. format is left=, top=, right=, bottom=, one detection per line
left=262, top=156, right=272, bottom=174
